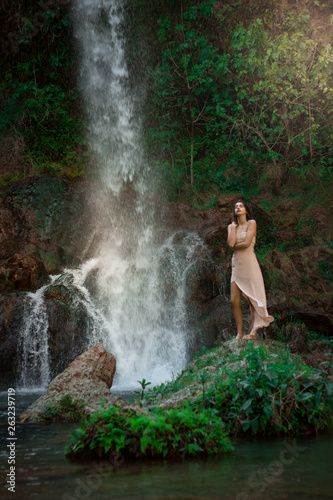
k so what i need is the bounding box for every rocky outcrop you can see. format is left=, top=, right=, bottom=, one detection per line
left=0, top=253, right=48, bottom=291
left=0, top=176, right=97, bottom=273
left=0, top=271, right=107, bottom=390
left=18, top=343, right=122, bottom=422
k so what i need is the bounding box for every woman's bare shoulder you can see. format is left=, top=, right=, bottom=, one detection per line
left=248, top=219, right=257, bottom=226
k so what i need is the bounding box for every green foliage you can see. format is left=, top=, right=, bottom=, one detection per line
left=145, top=0, right=333, bottom=198
left=0, top=3, right=83, bottom=180
left=195, top=343, right=333, bottom=436
left=148, top=1, right=221, bottom=189
left=0, top=174, right=21, bottom=188
left=135, top=378, right=152, bottom=400
left=197, top=370, right=209, bottom=402
left=307, top=330, right=333, bottom=347
left=222, top=16, right=333, bottom=176
left=66, top=405, right=233, bottom=460
left=317, top=260, right=333, bottom=281
left=1, top=78, right=82, bottom=157
left=41, top=394, right=85, bottom=422
left=31, top=151, right=86, bottom=179
left=143, top=342, right=333, bottom=437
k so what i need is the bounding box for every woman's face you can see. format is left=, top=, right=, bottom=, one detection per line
left=235, top=202, right=246, bottom=216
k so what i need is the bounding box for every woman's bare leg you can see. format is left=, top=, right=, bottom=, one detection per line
left=243, top=302, right=257, bottom=340
left=231, top=282, right=243, bottom=339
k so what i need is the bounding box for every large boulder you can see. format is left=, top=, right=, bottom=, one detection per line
left=18, top=343, right=121, bottom=422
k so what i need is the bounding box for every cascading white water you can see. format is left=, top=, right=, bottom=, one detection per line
left=20, top=282, right=52, bottom=389
left=69, top=232, right=205, bottom=388
left=73, top=0, right=144, bottom=192
left=18, top=274, right=109, bottom=390
left=18, top=0, right=206, bottom=389
left=70, top=0, right=202, bottom=388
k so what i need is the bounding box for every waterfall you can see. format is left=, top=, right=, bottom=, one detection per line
left=70, top=0, right=198, bottom=388
left=20, top=284, right=51, bottom=389
left=73, top=0, right=144, bottom=192
left=69, top=232, right=205, bottom=388
left=18, top=0, right=205, bottom=389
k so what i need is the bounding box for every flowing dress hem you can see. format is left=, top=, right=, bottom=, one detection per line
left=231, top=279, right=274, bottom=328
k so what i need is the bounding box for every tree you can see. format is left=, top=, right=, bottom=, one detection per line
left=153, top=0, right=218, bottom=186
left=216, top=15, right=333, bottom=179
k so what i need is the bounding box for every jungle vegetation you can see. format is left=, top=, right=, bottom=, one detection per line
left=0, top=0, right=332, bottom=199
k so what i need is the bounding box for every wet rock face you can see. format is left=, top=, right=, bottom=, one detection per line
left=0, top=207, right=19, bottom=259
left=185, top=245, right=232, bottom=348
left=0, top=176, right=95, bottom=273
left=18, top=343, right=119, bottom=422
left=44, top=278, right=99, bottom=376
left=0, top=294, right=25, bottom=387
left=0, top=253, right=48, bottom=292
left=288, top=323, right=308, bottom=354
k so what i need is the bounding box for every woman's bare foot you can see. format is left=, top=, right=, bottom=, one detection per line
left=243, top=331, right=257, bottom=340
left=235, top=332, right=244, bottom=340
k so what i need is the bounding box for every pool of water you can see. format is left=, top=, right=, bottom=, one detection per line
left=0, top=391, right=332, bottom=500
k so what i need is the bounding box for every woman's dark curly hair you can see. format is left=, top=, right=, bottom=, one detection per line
left=232, top=200, right=253, bottom=223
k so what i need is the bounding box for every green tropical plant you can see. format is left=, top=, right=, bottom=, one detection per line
left=135, top=378, right=152, bottom=400
left=203, top=343, right=333, bottom=436
left=66, top=405, right=233, bottom=460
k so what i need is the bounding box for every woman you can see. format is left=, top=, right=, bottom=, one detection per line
left=227, top=200, right=274, bottom=339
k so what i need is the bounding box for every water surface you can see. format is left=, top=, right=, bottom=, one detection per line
left=1, top=391, right=332, bottom=500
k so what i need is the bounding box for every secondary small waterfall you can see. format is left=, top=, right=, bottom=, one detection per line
left=18, top=0, right=205, bottom=389
left=20, top=284, right=51, bottom=388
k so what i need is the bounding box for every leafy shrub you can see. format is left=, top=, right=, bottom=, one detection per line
left=142, top=342, right=333, bottom=438
left=41, top=394, right=85, bottom=422
left=202, top=343, right=333, bottom=436
left=66, top=405, right=233, bottom=460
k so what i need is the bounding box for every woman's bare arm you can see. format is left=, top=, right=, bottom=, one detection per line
left=233, top=220, right=257, bottom=250
left=227, top=222, right=237, bottom=248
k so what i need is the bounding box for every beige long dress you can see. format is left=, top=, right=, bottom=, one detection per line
left=231, top=228, right=274, bottom=332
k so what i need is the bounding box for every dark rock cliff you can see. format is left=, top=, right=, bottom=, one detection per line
left=0, top=176, right=332, bottom=389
